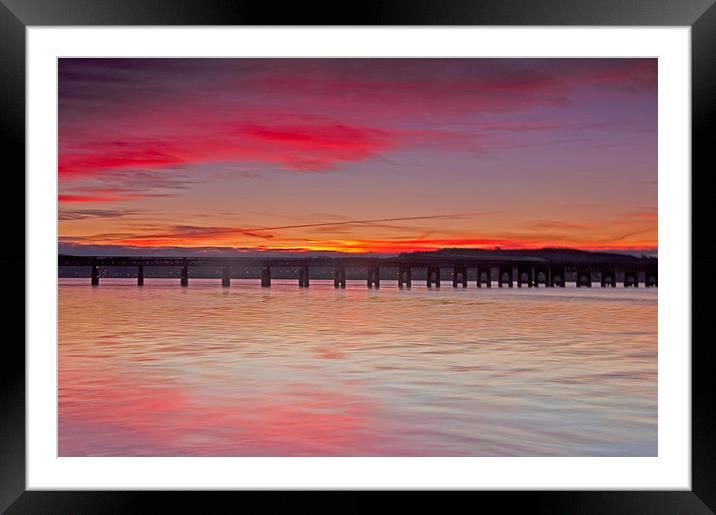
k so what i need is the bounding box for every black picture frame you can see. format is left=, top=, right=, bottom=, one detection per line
left=1, top=1, right=714, bottom=512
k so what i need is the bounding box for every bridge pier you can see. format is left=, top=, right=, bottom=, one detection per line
left=601, top=270, right=616, bottom=288
left=261, top=266, right=271, bottom=287
left=334, top=265, right=346, bottom=288
left=517, top=265, right=533, bottom=288
left=137, top=265, right=144, bottom=286
left=367, top=267, right=380, bottom=288
left=476, top=266, right=491, bottom=287
left=298, top=266, right=310, bottom=288
left=222, top=266, right=231, bottom=287
left=498, top=266, right=513, bottom=287
left=576, top=269, right=591, bottom=287
left=427, top=265, right=440, bottom=288
left=180, top=265, right=189, bottom=287
left=452, top=265, right=467, bottom=288
left=645, top=268, right=657, bottom=287
left=534, top=266, right=550, bottom=287
left=624, top=271, right=639, bottom=287
left=398, top=266, right=411, bottom=288
left=550, top=267, right=565, bottom=287
left=91, top=264, right=99, bottom=286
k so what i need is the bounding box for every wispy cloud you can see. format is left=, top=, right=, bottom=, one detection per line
left=59, top=212, right=490, bottom=247
left=59, top=208, right=141, bottom=221
left=59, top=192, right=170, bottom=203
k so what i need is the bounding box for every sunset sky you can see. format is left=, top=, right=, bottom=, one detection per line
left=58, top=58, right=657, bottom=256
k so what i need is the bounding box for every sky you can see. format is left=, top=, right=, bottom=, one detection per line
left=58, top=58, right=657, bottom=256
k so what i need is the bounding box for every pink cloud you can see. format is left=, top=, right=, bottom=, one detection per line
left=59, top=122, right=399, bottom=181
left=59, top=194, right=140, bottom=203
left=59, top=189, right=168, bottom=203
left=58, top=59, right=657, bottom=186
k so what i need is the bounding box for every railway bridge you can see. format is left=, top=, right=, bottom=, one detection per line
left=59, top=255, right=658, bottom=289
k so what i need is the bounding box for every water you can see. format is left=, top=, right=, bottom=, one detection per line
left=58, top=278, right=657, bottom=456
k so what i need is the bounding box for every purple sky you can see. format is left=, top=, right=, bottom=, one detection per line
left=58, top=58, right=657, bottom=255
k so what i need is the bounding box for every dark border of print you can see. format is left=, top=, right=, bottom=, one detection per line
left=1, top=0, right=714, bottom=512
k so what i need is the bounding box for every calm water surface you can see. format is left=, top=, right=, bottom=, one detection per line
left=59, top=278, right=657, bottom=456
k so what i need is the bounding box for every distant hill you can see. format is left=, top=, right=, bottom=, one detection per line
left=397, top=248, right=657, bottom=264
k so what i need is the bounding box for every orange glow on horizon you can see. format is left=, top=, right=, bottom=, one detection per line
left=59, top=237, right=658, bottom=255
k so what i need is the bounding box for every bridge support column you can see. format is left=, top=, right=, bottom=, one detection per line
left=298, top=266, right=310, bottom=288
left=452, top=265, right=467, bottom=287
left=261, top=266, right=271, bottom=287
left=137, top=265, right=144, bottom=286
left=517, top=266, right=533, bottom=287
left=624, top=271, right=639, bottom=287
left=367, top=267, right=380, bottom=288
left=222, top=266, right=231, bottom=287
left=91, top=264, right=99, bottom=286
left=498, top=266, right=513, bottom=288
left=601, top=270, right=616, bottom=288
left=427, top=266, right=440, bottom=288
left=476, top=266, right=491, bottom=287
left=180, top=265, right=189, bottom=287
left=534, top=267, right=550, bottom=287
left=645, top=268, right=657, bottom=287
left=576, top=269, right=591, bottom=287
left=398, top=266, right=411, bottom=288
left=550, top=267, right=565, bottom=287
left=334, top=265, right=346, bottom=288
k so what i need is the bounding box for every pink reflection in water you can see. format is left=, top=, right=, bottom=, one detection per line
left=60, top=365, right=395, bottom=456
left=59, top=279, right=657, bottom=456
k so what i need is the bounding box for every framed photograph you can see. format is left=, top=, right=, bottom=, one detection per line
left=3, top=0, right=714, bottom=512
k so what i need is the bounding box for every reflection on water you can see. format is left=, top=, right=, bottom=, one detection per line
left=59, top=278, right=657, bottom=456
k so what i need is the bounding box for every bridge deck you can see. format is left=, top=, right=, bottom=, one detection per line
left=58, top=255, right=655, bottom=271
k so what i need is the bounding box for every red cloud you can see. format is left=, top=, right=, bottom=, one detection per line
left=59, top=147, right=184, bottom=178
left=58, top=59, right=656, bottom=185
left=59, top=194, right=134, bottom=203
left=59, top=190, right=167, bottom=203
left=59, top=122, right=397, bottom=180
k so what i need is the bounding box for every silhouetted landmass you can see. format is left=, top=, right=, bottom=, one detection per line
left=398, top=248, right=657, bottom=263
